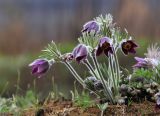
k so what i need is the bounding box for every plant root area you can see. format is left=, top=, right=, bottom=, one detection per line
left=6, top=100, right=160, bottom=116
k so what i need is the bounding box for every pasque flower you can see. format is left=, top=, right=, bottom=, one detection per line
left=96, top=37, right=113, bottom=57
left=29, top=59, right=51, bottom=78
left=133, top=57, right=159, bottom=69
left=82, top=21, right=100, bottom=34
left=121, top=40, right=138, bottom=55
left=72, top=44, right=88, bottom=63
left=133, top=57, right=148, bottom=69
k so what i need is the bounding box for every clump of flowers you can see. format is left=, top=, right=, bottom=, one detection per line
left=29, top=14, right=160, bottom=107
left=29, top=59, right=54, bottom=78
left=121, top=39, right=138, bottom=55
left=125, top=44, right=160, bottom=106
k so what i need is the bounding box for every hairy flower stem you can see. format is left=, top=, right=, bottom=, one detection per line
left=101, top=110, right=104, bottom=116
left=109, top=56, right=118, bottom=95
left=64, top=62, right=84, bottom=86
left=113, top=52, right=120, bottom=88
left=64, top=61, right=100, bottom=97
left=92, top=53, right=114, bottom=104
left=108, top=49, right=120, bottom=96
left=83, top=59, right=97, bottom=78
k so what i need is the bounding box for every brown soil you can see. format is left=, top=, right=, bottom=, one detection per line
left=18, top=101, right=160, bottom=116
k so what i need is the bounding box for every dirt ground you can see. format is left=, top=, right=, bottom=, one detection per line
left=19, top=100, right=160, bottom=116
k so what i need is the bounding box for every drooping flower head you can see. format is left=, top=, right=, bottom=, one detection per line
left=82, top=21, right=100, bottom=34
left=72, top=44, right=88, bottom=63
left=133, top=57, right=148, bottom=69
left=133, top=44, right=160, bottom=69
left=121, top=40, right=138, bottom=55
left=29, top=59, right=52, bottom=78
left=96, top=37, right=113, bottom=57
left=133, top=57, right=159, bottom=69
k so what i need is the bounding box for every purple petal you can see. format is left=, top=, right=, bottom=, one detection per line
left=72, top=44, right=84, bottom=57
left=121, top=40, right=138, bottom=55
left=72, top=44, right=88, bottom=62
left=133, top=57, right=149, bottom=69
left=133, top=62, right=148, bottom=69
left=76, top=55, right=86, bottom=63
left=29, top=59, right=47, bottom=66
left=129, top=40, right=138, bottom=48
left=38, top=67, right=49, bottom=74
left=134, top=57, right=145, bottom=62
left=82, top=21, right=100, bottom=34
left=82, top=27, right=89, bottom=33
left=122, top=47, right=129, bottom=55
left=133, top=63, right=143, bottom=68
left=29, top=59, right=50, bottom=77
left=109, top=47, right=114, bottom=54
left=129, top=48, right=136, bottom=54
left=104, top=47, right=113, bottom=57
left=76, top=46, right=87, bottom=57
left=99, top=37, right=112, bottom=47
left=37, top=62, right=49, bottom=73
left=32, top=66, right=38, bottom=74
left=96, top=46, right=103, bottom=56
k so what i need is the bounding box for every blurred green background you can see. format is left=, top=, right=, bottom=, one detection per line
left=0, top=0, right=160, bottom=98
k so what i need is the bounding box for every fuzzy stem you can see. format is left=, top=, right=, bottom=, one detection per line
left=64, top=62, right=84, bottom=86
left=101, top=110, right=104, bottom=116
left=113, top=51, right=120, bottom=89
left=109, top=56, right=118, bottom=95
left=64, top=61, right=101, bottom=97
left=92, top=53, right=114, bottom=104
left=83, top=59, right=97, bottom=78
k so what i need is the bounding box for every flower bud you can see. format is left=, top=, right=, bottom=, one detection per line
left=72, top=44, right=88, bottom=63
left=29, top=59, right=51, bottom=78
left=82, top=21, right=100, bottom=34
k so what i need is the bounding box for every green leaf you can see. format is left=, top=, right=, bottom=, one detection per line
left=39, top=41, right=62, bottom=61
left=97, top=102, right=108, bottom=111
